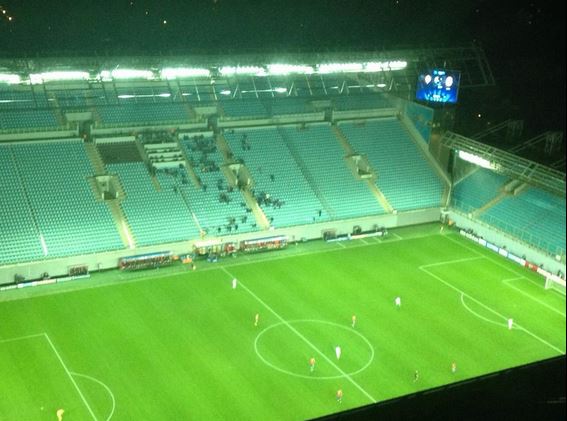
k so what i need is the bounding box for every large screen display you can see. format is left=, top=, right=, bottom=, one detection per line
left=416, top=69, right=460, bottom=104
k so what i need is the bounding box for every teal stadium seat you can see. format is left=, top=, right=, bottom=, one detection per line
left=224, top=127, right=327, bottom=227
left=10, top=140, right=124, bottom=258
left=339, top=118, right=444, bottom=211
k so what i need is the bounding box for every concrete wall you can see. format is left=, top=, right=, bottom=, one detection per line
left=449, top=210, right=566, bottom=275
left=0, top=208, right=440, bottom=284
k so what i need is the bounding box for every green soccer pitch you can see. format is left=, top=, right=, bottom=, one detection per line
left=1, top=224, right=565, bottom=420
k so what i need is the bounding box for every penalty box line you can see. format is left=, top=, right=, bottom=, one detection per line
left=0, top=333, right=98, bottom=421
left=220, top=267, right=377, bottom=404
left=418, top=263, right=565, bottom=355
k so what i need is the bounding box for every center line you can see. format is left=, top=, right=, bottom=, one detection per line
left=220, top=267, right=377, bottom=403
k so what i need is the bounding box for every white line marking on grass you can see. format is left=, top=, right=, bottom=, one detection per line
left=43, top=333, right=98, bottom=421
left=420, top=256, right=484, bottom=268
left=502, top=278, right=566, bottom=317
left=254, top=319, right=375, bottom=380
left=392, top=233, right=403, bottom=240
left=419, top=267, right=565, bottom=355
left=0, top=333, right=45, bottom=344
left=359, top=238, right=369, bottom=245
left=71, top=372, right=116, bottom=421
left=460, top=294, right=506, bottom=327
left=444, top=234, right=557, bottom=286
left=336, top=241, right=347, bottom=248
left=220, top=267, right=377, bottom=403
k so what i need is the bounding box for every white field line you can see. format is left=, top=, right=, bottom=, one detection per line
left=444, top=234, right=560, bottom=286
left=419, top=266, right=565, bottom=355
left=391, top=232, right=403, bottom=240
left=335, top=241, right=347, bottom=248
left=459, top=294, right=506, bottom=327
left=502, top=278, right=566, bottom=317
left=359, top=238, right=369, bottom=245
left=420, top=256, right=484, bottom=268
left=220, top=266, right=377, bottom=404
left=0, top=333, right=45, bottom=344
left=71, top=372, right=116, bottom=421
left=43, top=333, right=98, bottom=421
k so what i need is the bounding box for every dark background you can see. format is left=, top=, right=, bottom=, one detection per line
left=1, top=0, right=565, bottom=146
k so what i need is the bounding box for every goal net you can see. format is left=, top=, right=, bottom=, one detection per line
left=544, top=275, right=566, bottom=295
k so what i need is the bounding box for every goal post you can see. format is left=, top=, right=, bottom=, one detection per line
left=544, top=275, right=566, bottom=295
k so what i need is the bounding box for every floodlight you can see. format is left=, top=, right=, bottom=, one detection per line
left=0, top=73, right=21, bottom=84
left=31, top=71, right=90, bottom=83
left=458, top=150, right=497, bottom=170
left=267, top=64, right=314, bottom=75
left=273, top=87, right=287, bottom=93
left=364, top=61, right=407, bottom=72
left=160, top=68, right=211, bottom=79
left=219, top=90, right=231, bottom=96
left=318, top=63, right=364, bottom=74
left=219, top=66, right=265, bottom=76
left=110, top=69, right=154, bottom=80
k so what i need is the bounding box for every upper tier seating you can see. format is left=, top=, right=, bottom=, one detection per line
left=0, top=146, right=45, bottom=265
left=452, top=168, right=508, bottom=211
left=340, top=118, right=444, bottom=211
left=97, top=103, right=189, bottom=125
left=10, top=140, right=124, bottom=258
left=0, top=109, right=59, bottom=130
left=481, top=187, right=566, bottom=255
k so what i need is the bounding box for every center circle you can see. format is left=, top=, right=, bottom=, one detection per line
left=254, top=319, right=375, bottom=379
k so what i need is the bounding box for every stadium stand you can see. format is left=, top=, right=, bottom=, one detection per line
left=339, top=118, right=445, bottom=211
left=452, top=168, right=509, bottom=210
left=480, top=187, right=566, bottom=255
left=224, top=127, right=328, bottom=227
left=0, top=109, right=60, bottom=130
left=9, top=140, right=124, bottom=258
left=96, top=103, right=189, bottom=126
left=178, top=135, right=256, bottom=235
left=277, top=123, right=385, bottom=219
left=0, top=146, right=45, bottom=265
left=107, top=162, right=201, bottom=246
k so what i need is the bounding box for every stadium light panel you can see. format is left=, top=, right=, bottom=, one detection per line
left=267, top=64, right=314, bottom=75
left=160, top=68, right=211, bottom=79
left=109, top=69, right=154, bottom=80
left=364, top=61, right=408, bottom=72
left=273, top=87, right=287, bottom=93
left=29, top=71, right=90, bottom=84
left=0, top=73, right=21, bottom=84
left=458, top=150, right=498, bottom=170
left=318, top=63, right=364, bottom=74
left=219, top=90, right=231, bottom=95
left=219, top=66, right=266, bottom=76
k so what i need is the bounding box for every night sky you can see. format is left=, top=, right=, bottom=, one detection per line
left=0, top=0, right=565, bottom=142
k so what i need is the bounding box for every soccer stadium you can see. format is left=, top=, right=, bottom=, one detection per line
left=0, top=46, right=565, bottom=420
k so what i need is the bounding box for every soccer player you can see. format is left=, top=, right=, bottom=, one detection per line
left=335, top=346, right=341, bottom=360
left=413, top=370, right=419, bottom=382
left=336, top=388, right=343, bottom=403
left=508, top=318, right=513, bottom=330
left=351, top=314, right=356, bottom=328
left=451, top=362, right=457, bottom=374
left=254, top=313, right=259, bottom=327
left=309, top=357, right=316, bottom=373
left=395, top=296, right=401, bottom=307
left=232, top=278, right=237, bottom=289
left=56, top=408, right=65, bottom=421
